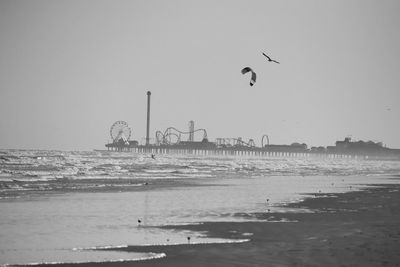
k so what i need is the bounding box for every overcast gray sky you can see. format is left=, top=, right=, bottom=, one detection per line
left=1, top=0, right=399, bottom=150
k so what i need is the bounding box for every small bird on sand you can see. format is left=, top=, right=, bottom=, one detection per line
left=138, top=219, right=142, bottom=226
left=187, top=236, right=191, bottom=244
left=262, top=52, right=280, bottom=64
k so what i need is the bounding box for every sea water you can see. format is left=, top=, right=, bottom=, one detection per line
left=1, top=150, right=400, bottom=265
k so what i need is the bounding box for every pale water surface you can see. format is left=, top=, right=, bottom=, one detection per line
left=1, top=150, right=400, bottom=265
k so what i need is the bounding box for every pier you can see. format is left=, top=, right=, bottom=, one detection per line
left=105, top=91, right=400, bottom=161
left=104, top=144, right=400, bottom=161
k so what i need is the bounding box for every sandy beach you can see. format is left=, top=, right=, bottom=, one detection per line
left=31, top=177, right=400, bottom=267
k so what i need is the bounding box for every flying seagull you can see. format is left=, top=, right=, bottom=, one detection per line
left=262, top=52, right=280, bottom=64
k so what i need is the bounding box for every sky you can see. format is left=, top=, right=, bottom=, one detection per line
left=0, top=0, right=399, bottom=151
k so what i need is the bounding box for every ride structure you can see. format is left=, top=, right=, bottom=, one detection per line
left=155, top=127, right=208, bottom=146
left=106, top=121, right=138, bottom=151
left=104, top=91, right=400, bottom=160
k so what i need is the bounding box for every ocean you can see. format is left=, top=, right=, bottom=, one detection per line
left=1, top=149, right=400, bottom=266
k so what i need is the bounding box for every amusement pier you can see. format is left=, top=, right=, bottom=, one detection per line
left=105, top=92, right=400, bottom=161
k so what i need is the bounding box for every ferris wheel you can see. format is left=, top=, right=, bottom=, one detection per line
left=110, top=121, right=131, bottom=144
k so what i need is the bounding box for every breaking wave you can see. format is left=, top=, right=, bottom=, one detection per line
left=1, top=149, right=400, bottom=198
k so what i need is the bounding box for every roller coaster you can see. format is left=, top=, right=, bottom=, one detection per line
left=215, top=135, right=269, bottom=148
left=155, top=127, right=208, bottom=145
left=155, top=124, right=270, bottom=149
left=215, top=138, right=256, bottom=148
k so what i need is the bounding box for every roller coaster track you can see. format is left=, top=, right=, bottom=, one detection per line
left=155, top=127, right=208, bottom=145
left=215, top=138, right=256, bottom=148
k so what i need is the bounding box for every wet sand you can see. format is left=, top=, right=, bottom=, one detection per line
left=33, top=179, right=400, bottom=267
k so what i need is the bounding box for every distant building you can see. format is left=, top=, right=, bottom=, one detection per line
left=333, top=138, right=386, bottom=154
left=264, top=142, right=308, bottom=152
left=311, top=146, right=326, bottom=153
left=169, top=139, right=217, bottom=149
left=105, top=140, right=138, bottom=151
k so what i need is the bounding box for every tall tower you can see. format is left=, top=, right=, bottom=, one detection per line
left=146, top=91, right=151, bottom=146
left=188, top=120, right=194, bottom=142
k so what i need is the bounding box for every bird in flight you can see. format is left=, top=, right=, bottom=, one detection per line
left=262, top=52, right=280, bottom=64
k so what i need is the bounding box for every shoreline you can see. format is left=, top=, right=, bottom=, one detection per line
left=25, top=179, right=400, bottom=267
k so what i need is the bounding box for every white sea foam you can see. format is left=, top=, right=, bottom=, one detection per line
left=10, top=176, right=56, bottom=182
left=144, top=169, right=178, bottom=173
left=158, top=222, right=204, bottom=226
left=72, top=238, right=250, bottom=251
left=241, top=232, right=254, bottom=236
left=5, top=252, right=166, bottom=266
left=0, top=196, right=21, bottom=200
left=72, top=245, right=128, bottom=251
left=139, top=238, right=251, bottom=246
